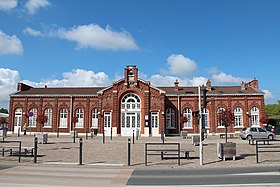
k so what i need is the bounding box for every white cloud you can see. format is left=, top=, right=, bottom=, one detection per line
left=0, top=68, right=20, bottom=104
left=57, top=24, right=139, bottom=51
left=189, top=77, right=208, bottom=86
left=25, top=0, right=50, bottom=14
left=23, top=27, right=42, bottom=36
left=0, top=31, right=23, bottom=55
left=211, top=72, right=245, bottom=85
left=22, top=69, right=111, bottom=88
left=262, top=89, right=273, bottom=100
left=149, top=74, right=188, bottom=87
left=162, top=54, right=197, bottom=75
left=0, top=0, right=17, bottom=11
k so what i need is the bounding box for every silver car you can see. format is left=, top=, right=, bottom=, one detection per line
left=240, top=127, right=275, bottom=140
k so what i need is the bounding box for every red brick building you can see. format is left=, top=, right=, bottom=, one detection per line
left=9, top=65, right=265, bottom=136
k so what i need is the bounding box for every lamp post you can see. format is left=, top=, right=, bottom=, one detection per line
left=198, top=85, right=203, bottom=165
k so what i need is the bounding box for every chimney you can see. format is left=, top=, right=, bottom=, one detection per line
left=241, top=81, right=246, bottom=90
left=246, top=77, right=259, bottom=89
left=45, top=85, right=47, bottom=88
left=174, top=79, right=179, bottom=91
left=17, top=83, right=33, bottom=91
left=206, top=79, right=212, bottom=91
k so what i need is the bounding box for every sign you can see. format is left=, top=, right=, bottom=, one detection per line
left=29, top=112, right=33, bottom=117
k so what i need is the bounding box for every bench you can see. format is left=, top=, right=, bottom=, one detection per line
left=249, top=138, right=270, bottom=145
left=145, top=143, right=181, bottom=166
left=1, top=146, right=34, bottom=157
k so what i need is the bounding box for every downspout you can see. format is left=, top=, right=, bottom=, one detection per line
left=178, top=95, right=181, bottom=135
left=69, top=95, right=73, bottom=133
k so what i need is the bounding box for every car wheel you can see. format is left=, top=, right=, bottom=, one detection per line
left=268, top=135, right=274, bottom=140
left=247, top=135, right=252, bottom=140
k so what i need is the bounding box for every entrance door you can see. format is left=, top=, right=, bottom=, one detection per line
left=104, top=112, right=111, bottom=136
left=121, top=112, right=140, bottom=136
left=151, top=112, right=159, bottom=136
left=14, top=108, right=22, bottom=134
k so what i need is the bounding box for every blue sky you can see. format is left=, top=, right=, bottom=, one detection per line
left=0, top=0, right=279, bottom=110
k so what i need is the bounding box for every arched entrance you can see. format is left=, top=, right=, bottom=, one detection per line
left=121, top=93, right=141, bottom=136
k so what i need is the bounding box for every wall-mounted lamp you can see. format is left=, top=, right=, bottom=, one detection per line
left=161, top=111, right=164, bottom=115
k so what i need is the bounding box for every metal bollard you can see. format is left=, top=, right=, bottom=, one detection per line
left=91, top=132, right=93, bottom=139
left=133, top=130, right=135, bottom=144
left=161, top=130, right=165, bottom=144
left=110, top=127, right=112, bottom=140
left=18, top=128, right=20, bottom=137
left=103, top=130, right=105, bottom=144
left=128, top=138, right=131, bottom=166
left=73, top=131, right=76, bottom=143
left=86, top=129, right=88, bottom=140
left=57, top=127, right=59, bottom=138
left=79, top=138, right=83, bottom=165
left=18, top=141, right=21, bottom=163
left=34, top=137, right=38, bottom=163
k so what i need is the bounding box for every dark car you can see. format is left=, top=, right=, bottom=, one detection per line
left=239, top=127, right=275, bottom=140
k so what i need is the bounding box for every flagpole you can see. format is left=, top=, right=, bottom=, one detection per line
left=198, top=85, right=203, bottom=165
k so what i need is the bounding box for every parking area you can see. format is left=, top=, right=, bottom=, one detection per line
left=1, top=133, right=280, bottom=168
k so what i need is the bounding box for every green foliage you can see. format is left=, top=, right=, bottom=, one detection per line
left=0, top=108, right=8, bottom=114
left=265, top=100, right=280, bottom=116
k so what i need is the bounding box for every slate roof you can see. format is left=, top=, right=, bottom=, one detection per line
left=11, top=87, right=105, bottom=96
left=11, top=85, right=264, bottom=97
left=158, top=86, right=264, bottom=95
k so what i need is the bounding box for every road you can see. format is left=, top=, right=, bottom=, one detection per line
left=1, top=164, right=280, bottom=186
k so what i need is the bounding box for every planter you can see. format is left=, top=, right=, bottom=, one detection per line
left=38, top=133, right=48, bottom=144
left=217, top=142, right=236, bottom=161
left=192, top=135, right=200, bottom=146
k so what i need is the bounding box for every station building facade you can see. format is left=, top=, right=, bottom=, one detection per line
left=9, top=65, right=265, bottom=136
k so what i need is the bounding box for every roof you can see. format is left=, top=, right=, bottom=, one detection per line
left=158, top=86, right=264, bottom=96
left=11, top=87, right=105, bottom=96
left=11, top=85, right=264, bottom=98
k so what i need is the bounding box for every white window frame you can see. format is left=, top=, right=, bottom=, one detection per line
left=250, top=107, right=259, bottom=127
left=202, top=108, right=209, bottom=128
left=234, top=107, right=243, bottom=127
left=92, top=109, right=98, bottom=129
left=29, top=108, right=37, bottom=127
left=59, top=108, right=68, bottom=128
left=44, top=108, right=52, bottom=128
left=183, top=108, right=192, bottom=128
left=75, top=108, right=84, bottom=128
left=217, top=107, right=225, bottom=127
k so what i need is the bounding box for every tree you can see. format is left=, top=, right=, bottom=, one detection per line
left=0, top=108, right=8, bottom=114
left=265, top=100, right=280, bottom=116
left=217, top=109, right=234, bottom=143
left=36, top=114, right=48, bottom=133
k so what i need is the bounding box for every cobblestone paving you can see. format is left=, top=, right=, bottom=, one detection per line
left=1, top=133, right=280, bottom=169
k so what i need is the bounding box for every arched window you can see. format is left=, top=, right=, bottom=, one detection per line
left=59, top=108, right=68, bottom=128
left=234, top=107, right=243, bottom=127
left=75, top=108, right=84, bottom=128
left=217, top=107, right=225, bottom=127
left=44, top=108, right=52, bottom=127
left=166, top=108, right=175, bottom=129
left=202, top=108, right=209, bottom=128
left=250, top=107, right=259, bottom=126
left=183, top=108, right=192, bottom=128
left=29, top=108, right=37, bottom=127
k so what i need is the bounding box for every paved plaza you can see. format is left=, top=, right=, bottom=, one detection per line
left=1, top=133, right=280, bottom=169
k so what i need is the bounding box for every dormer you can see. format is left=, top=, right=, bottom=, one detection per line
left=124, top=65, right=138, bottom=87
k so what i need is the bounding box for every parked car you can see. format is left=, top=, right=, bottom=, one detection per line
left=239, top=127, right=275, bottom=140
